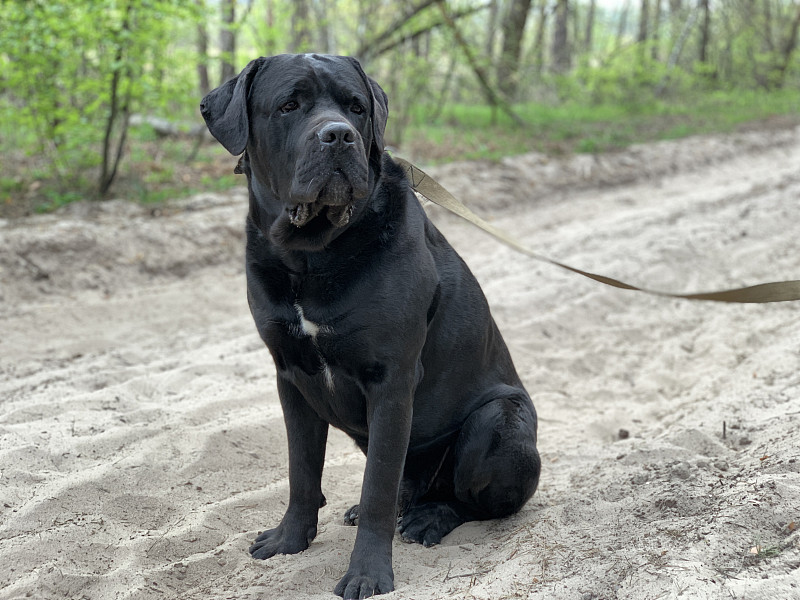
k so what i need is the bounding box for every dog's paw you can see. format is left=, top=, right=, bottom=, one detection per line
left=249, top=522, right=316, bottom=559
left=334, top=561, right=394, bottom=599
left=343, top=504, right=359, bottom=526
left=396, top=502, right=465, bottom=547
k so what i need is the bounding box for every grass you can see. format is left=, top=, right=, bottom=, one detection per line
left=2, top=87, right=800, bottom=217
left=746, top=543, right=783, bottom=565
left=401, top=87, right=800, bottom=163
left=0, top=126, right=247, bottom=218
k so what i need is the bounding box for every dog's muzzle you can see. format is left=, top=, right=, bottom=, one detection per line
left=288, top=121, right=366, bottom=229
left=288, top=169, right=357, bottom=228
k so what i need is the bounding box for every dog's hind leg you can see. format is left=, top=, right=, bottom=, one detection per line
left=397, top=387, right=540, bottom=546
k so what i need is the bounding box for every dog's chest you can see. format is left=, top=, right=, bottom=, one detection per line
left=289, top=302, right=335, bottom=390
left=264, top=298, right=385, bottom=388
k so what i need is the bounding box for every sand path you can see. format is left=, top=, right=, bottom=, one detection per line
left=1, top=127, right=799, bottom=599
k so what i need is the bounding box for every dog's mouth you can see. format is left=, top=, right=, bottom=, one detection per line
left=288, top=201, right=355, bottom=228
left=287, top=170, right=358, bottom=229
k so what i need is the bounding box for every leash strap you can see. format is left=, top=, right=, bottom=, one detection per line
left=394, top=156, right=800, bottom=304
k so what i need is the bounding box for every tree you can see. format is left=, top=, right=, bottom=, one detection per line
left=698, top=0, right=710, bottom=64
left=651, top=0, right=662, bottom=60
left=196, top=0, right=211, bottom=97
left=436, top=0, right=525, bottom=125
left=615, top=0, right=631, bottom=50
left=531, top=0, right=549, bottom=74
left=638, top=0, right=650, bottom=44
left=99, top=1, right=134, bottom=196
left=485, top=0, right=500, bottom=63
left=220, top=0, right=237, bottom=84
left=314, top=0, right=333, bottom=53
left=0, top=0, right=199, bottom=197
left=290, top=0, right=312, bottom=52
left=768, top=2, right=800, bottom=88
left=498, top=0, right=533, bottom=99
left=585, top=0, right=597, bottom=53
left=552, top=0, right=571, bottom=73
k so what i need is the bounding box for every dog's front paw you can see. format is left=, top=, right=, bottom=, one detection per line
left=334, top=561, right=394, bottom=599
left=249, top=522, right=316, bottom=559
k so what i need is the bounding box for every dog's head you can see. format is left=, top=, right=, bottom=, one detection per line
left=201, top=54, right=389, bottom=251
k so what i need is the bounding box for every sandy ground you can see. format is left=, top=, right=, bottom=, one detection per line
left=1, top=127, right=799, bottom=600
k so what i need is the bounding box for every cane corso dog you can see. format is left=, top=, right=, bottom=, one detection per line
left=201, top=54, right=540, bottom=599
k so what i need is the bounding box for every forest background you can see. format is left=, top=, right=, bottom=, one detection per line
left=1, top=0, right=800, bottom=217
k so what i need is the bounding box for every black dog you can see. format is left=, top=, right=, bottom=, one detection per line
left=201, top=54, right=540, bottom=599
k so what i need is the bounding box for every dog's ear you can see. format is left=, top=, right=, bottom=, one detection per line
left=347, top=57, right=388, bottom=158
left=200, top=57, right=266, bottom=156
left=368, top=77, right=388, bottom=156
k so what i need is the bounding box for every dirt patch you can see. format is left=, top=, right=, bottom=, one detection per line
left=1, top=127, right=799, bottom=600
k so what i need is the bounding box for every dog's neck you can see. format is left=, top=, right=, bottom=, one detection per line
left=244, top=153, right=411, bottom=285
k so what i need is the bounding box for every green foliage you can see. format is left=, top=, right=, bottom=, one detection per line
left=402, top=86, right=800, bottom=163
left=575, top=47, right=677, bottom=107
left=0, top=0, right=200, bottom=196
left=2, top=0, right=800, bottom=215
left=36, top=190, right=86, bottom=214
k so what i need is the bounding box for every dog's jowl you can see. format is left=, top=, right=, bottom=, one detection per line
left=201, top=53, right=541, bottom=599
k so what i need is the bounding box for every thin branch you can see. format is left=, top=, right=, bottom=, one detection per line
left=237, top=0, right=255, bottom=24
left=654, top=2, right=699, bottom=96
left=357, top=0, right=440, bottom=59
left=435, top=0, right=526, bottom=127
left=368, top=2, right=490, bottom=59
left=100, top=1, right=133, bottom=196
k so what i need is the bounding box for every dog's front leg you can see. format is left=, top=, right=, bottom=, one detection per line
left=334, top=379, right=414, bottom=599
left=250, top=377, right=328, bottom=559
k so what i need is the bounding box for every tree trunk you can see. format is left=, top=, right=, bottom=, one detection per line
left=532, top=0, right=548, bottom=74
left=498, top=0, right=533, bottom=99
left=651, top=0, right=661, bottom=60
left=219, top=0, right=236, bottom=84
left=584, top=0, right=596, bottom=53
left=638, top=0, right=649, bottom=43
left=772, top=4, right=800, bottom=88
left=616, top=0, right=631, bottom=50
left=100, top=1, right=134, bottom=197
left=485, top=0, right=499, bottom=64
left=669, top=0, right=683, bottom=43
left=764, top=0, right=775, bottom=52
left=264, top=0, right=276, bottom=55
left=719, top=2, right=734, bottom=81
left=637, top=0, right=650, bottom=65
left=551, top=0, right=570, bottom=74
left=314, top=0, right=332, bottom=53
left=698, top=0, right=710, bottom=63
left=290, top=0, right=312, bottom=53
left=654, top=2, right=699, bottom=96
left=195, top=0, right=211, bottom=97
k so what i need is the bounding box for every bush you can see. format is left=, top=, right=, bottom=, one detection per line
left=0, top=0, right=199, bottom=197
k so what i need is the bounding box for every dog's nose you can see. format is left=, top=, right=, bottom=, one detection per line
left=318, top=122, right=356, bottom=148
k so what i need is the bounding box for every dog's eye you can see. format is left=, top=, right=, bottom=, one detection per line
left=279, top=101, right=299, bottom=114
left=350, top=101, right=365, bottom=115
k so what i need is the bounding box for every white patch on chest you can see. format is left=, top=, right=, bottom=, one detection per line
left=295, top=303, right=321, bottom=338
left=294, top=302, right=335, bottom=392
